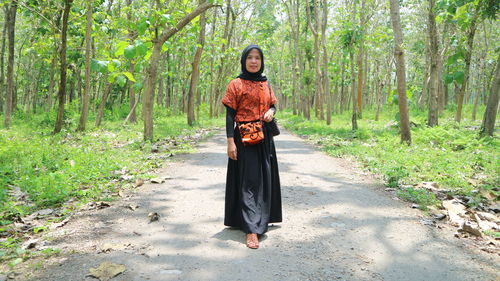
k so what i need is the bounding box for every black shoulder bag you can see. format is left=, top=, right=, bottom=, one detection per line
left=267, top=82, right=280, bottom=137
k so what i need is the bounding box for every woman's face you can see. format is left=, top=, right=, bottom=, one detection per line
left=245, top=49, right=262, bottom=73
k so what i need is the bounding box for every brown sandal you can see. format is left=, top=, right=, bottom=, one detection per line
left=246, top=233, right=259, bottom=249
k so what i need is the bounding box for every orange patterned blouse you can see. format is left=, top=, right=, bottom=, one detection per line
left=222, top=78, right=277, bottom=122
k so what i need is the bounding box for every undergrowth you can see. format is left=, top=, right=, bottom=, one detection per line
left=0, top=102, right=223, bottom=225
left=281, top=104, right=499, bottom=209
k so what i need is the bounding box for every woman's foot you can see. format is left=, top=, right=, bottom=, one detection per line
left=246, top=233, right=259, bottom=249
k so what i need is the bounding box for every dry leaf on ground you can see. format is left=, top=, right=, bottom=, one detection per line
left=88, top=262, right=126, bottom=281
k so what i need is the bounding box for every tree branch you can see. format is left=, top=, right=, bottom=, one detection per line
left=158, top=2, right=219, bottom=44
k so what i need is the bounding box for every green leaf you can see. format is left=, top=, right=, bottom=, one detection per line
left=116, top=75, right=127, bottom=87
left=134, top=62, right=144, bottom=73
left=122, top=72, right=136, bottom=82
left=9, top=258, right=23, bottom=268
left=114, top=41, right=129, bottom=57
left=108, top=72, right=119, bottom=83
left=144, top=50, right=153, bottom=61
left=112, top=59, right=122, bottom=68
left=444, top=73, right=454, bottom=84
left=124, top=45, right=136, bottom=59
left=107, top=62, right=116, bottom=73
left=135, top=43, right=148, bottom=57
left=454, top=71, right=464, bottom=84
left=134, top=81, right=143, bottom=91
left=137, top=20, right=150, bottom=35
left=91, top=59, right=108, bottom=74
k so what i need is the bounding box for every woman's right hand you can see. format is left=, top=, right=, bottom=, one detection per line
left=227, top=138, right=237, bottom=160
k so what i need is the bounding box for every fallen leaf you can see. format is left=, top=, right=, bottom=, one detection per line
left=479, top=189, right=497, bottom=201
left=126, top=204, right=139, bottom=211
left=150, top=178, right=164, bottom=184
left=148, top=212, right=160, bottom=222
left=135, top=178, right=144, bottom=187
left=88, top=262, right=126, bottom=281
left=36, top=208, right=54, bottom=216
left=476, top=211, right=499, bottom=222
left=432, top=214, right=447, bottom=220
left=458, top=221, right=482, bottom=237
left=442, top=200, right=467, bottom=226
left=21, top=239, right=38, bottom=250
left=118, top=190, right=126, bottom=198
left=100, top=243, right=133, bottom=253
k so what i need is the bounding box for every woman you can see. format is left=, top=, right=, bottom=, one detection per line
left=222, top=45, right=282, bottom=249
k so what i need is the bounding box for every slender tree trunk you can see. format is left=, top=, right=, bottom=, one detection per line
left=471, top=58, right=482, bottom=121
left=0, top=7, right=7, bottom=113
left=357, top=42, right=364, bottom=117
left=350, top=0, right=358, bottom=130
left=31, top=64, right=43, bottom=113
left=95, top=82, right=111, bottom=127
left=210, top=0, right=231, bottom=118
left=4, top=1, right=17, bottom=128
left=375, top=63, right=381, bottom=121
left=307, top=0, right=323, bottom=120
left=187, top=0, right=207, bottom=126
left=340, top=53, right=345, bottom=113
left=427, top=0, right=439, bottom=127
left=479, top=54, right=499, bottom=138
left=455, top=17, right=477, bottom=123
left=321, top=0, right=330, bottom=124
left=78, top=0, right=92, bottom=131
left=157, top=75, right=164, bottom=106
left=350, top=50, right=358, bottom=130
left=389, top=0, right=411, bottom=144
left=54, top=0, right=72, bottom=134
left=143, top=2, right=217, bottom=141
left=284, top=0, right=300, bottom=116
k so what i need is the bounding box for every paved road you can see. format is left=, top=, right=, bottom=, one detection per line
left=30, top=130, right=499, bottom=281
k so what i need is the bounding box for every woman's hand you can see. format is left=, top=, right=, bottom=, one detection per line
left=227, top=138, right=237, bottom=160
left=262, top=108, right=274, bottom=123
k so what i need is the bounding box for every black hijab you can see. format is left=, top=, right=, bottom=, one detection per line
left=237, top=45, right=267, bottom=82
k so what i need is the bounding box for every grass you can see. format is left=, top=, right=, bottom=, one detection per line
left=0, top=102, right=223, bottom=268
left=0, top=103, right=223, bottom=222
left=280, top=104, right=499, bottom=210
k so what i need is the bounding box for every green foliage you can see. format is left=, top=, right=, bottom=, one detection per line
left=281, top=105, right=498, bottom=208
left=0, top=106, right=223, bottom=225
left=397, top=187, right=439, bottom=210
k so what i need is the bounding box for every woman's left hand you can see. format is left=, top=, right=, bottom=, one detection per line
left=263, top=109, right=274, bottom=123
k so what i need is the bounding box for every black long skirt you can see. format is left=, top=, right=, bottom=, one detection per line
left=224, top=122, right=282, bottom=235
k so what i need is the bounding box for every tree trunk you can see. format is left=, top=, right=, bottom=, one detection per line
left=389, top=0, right=411, bottom=144
left=427, top=0, right=439, bottom=127
left=374, top=63, right=381, bottom=121
left=187, top=0, right=207, bottom=126
left=143, top=2, right=217, bottom=141
left=340, top=53, right=346, bottom=113
left=322, top=0, right=330, bottom=125
left=4, top=1, right=17, bottom=128
left=350, top=50, right=358, bottom=130
left=54, top=0, right=72, bottom=134
left=350, top=0, right=358, bottom=130
left=78, top=0, right=92, bottom=131
left=357, top=42, right=364, bottom=117
left=284, top=0, right=300, bottom=116
left=479, top=54, right=499, bottom=138
left=455, top=17, right=477, bottom=123
left=307, top=0, right=323, bottom=120
left=471, top=59, right=482, bottom=121
left=95, top=82, right=111, bottom=127
left=210, top=0, right=232, bottom=118
left=0, top=7, right=7, bottom=113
